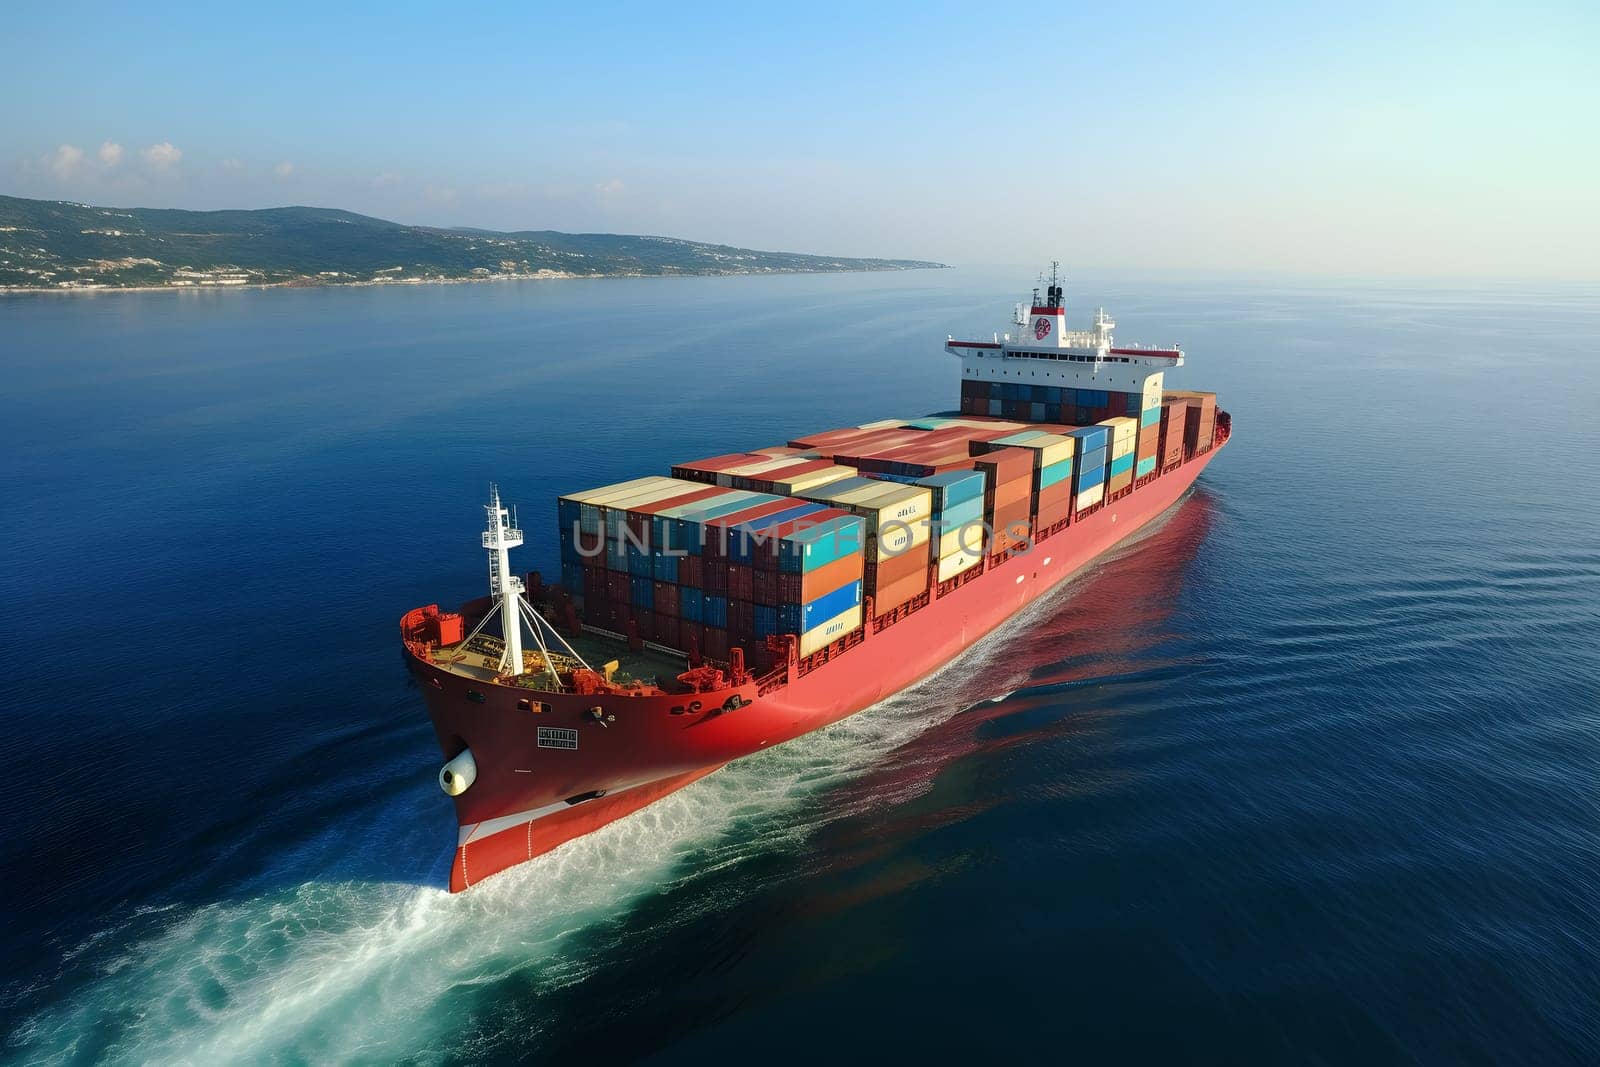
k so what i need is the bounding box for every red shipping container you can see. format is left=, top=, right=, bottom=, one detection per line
left=972, top=445, right=1035, bottom=484
left=703, top=626, right=729, bottom=662
left=606, top=570, right=629, bottom=602
left=731, top=598, right=755, bottom=636
left=679, top=621, right=704, bottom=655
left=655, top=615, right=680, bottom=650
left=867, top=542, right=929, bottom=591
left=754, top=567, right=780, bottom=605
left=679, top=554, right=704, bottom=589
left=988, top=476, right=1033, bottom=511
left=653, top=581, right=679, bottom=618
left=671, top=452, right=761, bottom=483
left=990, top=500, right=1033, bottom=553
left=1159, top=401, right=1189, bottom=466
left=873, top=570, right=928, bottom=616
left=1036, top=499, right=1071, bottom=530
left=704, top=561, right=729, bottom=595
left=634, top=609, right=657, bottom=642
left=727, top=563, right=754, bottom=602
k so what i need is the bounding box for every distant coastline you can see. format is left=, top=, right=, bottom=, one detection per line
left=0, top=264, right=947, bottom=296
left=0, top=194, right=946, bottom=292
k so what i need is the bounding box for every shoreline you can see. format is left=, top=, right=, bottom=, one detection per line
left=0, top=264, right=949, bottom=297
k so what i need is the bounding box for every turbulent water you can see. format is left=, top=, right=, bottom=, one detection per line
left=2, top=271, right=1597, bottom=1064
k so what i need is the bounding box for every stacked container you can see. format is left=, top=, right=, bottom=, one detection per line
left=973, top=430, right=1076, bottom=532
left=560, top=473, right=873, bottom=668
left=1099, top=416, right=1138, bottom=496
left=1134, top=373, right=1165, bottom=478
left=1157, top=398, right=1189, bottom=470
left=912, top=469, right=988, bottom=581
left=1164, top=390, right=1218, bottom=453
left=970, top=446, right=1035, bottom=556
left=796, top=478, right=934, bottom=617
left=1065, top=425, right=1109, bottom=512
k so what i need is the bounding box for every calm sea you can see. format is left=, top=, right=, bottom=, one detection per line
left=2, top=270, right=1597, bottom=1064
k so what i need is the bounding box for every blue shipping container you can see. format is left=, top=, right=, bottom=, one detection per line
left=800, top=580, right=863, bottom=633
left=1067, top=426, right=1109, bottom=452
left=651, top=552, right=680, bottom=582
left=914, top=470, right=986, bottom=511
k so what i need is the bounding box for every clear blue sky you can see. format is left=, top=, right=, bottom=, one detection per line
left=5, top=1, right=1596, bottom=278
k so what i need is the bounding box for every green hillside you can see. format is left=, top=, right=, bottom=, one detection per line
left=0, top=195, right=945, bottom=289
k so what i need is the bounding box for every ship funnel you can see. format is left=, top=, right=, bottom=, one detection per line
left=440, top=749, right=477, bottom=796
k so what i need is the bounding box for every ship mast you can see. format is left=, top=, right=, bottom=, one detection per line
left=471, top=484, right=594, bottom=682
left=483, top=484, right=526, bottom=674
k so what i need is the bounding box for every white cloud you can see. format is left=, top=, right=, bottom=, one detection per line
left=424, top=185, right=457, bottom=204
left=273, top=160, right=295, bottom=178
left=140, top=141, right=183, bottom=172
left=221, top=158, right=245, bottom=172
left=371, top=171, right=401, bottom=188
left=98, top=141, right=123, bottom=167
left=595, top=178, right=625, bottom=195
left=48, top=144, right=86, bottom=179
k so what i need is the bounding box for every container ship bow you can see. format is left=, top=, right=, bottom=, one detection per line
left=402, top=272, right=1231, bottom=891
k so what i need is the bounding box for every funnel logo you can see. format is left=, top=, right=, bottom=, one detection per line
left=1033, top=316, right=1052, bottom=341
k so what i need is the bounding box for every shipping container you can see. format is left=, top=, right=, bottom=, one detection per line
left=1075, top=482, right=1105, bottom=511
left=673, top=492, right=782, bottom=556
left=769, top=465, right=857, bottom=496
left=700, top=498, right=803, bottom=559
left=1065, top=425, right=1109, bottom=455
left=936, top=546, right=982, bottom=582
left=670, top=453, right=760, bottom=484
left=624, top=484, right=728, bottom=548
left=564, top=476, right=684, bottom=536
left=798, top=605, right=863, bottom=657
left=1157, top=400, right=1189, bottom=467
left=913, top=470, right=987, bottom=511
left=1098, top=416, right=1139, bottom=459
left=778, top=513, right=866, bottom=574
left=984, top=430, right=1075, bottom=467
left=777, top=551, right=864, bottom=607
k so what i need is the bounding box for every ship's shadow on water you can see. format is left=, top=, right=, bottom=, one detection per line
left=8, top=490, right=1220, bottom=1065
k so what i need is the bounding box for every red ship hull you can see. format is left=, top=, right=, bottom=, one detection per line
left=405, top=440, right=1227, bottom=891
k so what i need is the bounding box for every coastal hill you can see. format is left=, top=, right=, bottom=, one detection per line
left=0, top=194, right=945, bottom=290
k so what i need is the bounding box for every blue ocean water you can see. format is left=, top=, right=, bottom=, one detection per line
left=2, top=270, right=1597, bottom=1064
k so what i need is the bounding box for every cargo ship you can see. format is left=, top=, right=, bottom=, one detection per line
left=401, top=274, right=1231, bottom=891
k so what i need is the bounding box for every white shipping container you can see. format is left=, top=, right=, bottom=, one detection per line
left=798, top=604, right=864, bottom=656
left=937, top=547, right=982, bottom=582
left=1075, top=482, right=1105, bottom=510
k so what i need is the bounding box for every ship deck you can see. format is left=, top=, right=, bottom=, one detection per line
left=429, top=631, right=688, bottom=691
